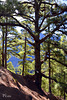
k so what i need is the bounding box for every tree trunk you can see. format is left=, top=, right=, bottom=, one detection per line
left=64, top=56, right=66, bottom=100
left=2, top=27, right=4, bottom=67
left=22, top=37, right=26, bottom=76
left=35, top=40, right=42, bottom=90
left=48, top=39, right=51, bottom=93
left=5, top=19, right=7, bottom=68
left=34, top=1, right=42, bottom=89
left=64, top=72, right=65, bottom=100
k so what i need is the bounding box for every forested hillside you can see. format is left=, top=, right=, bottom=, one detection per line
left=0, top=0, right=67, bottom=100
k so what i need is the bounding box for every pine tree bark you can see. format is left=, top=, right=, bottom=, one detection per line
left=64, top=56, right=66, bottom=100
left=5, top=18, right=7, bottom=68
left=35, top=40, right=42, bottom=90
left=2, top=27, right=4, bottom=67
left=48, top=38, right=51, bottom=93
left=22, top=37, right=26, bottom=76
left=34, top=0, right=42, bottom=89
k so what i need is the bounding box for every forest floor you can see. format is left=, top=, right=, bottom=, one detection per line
left=0, top=67, right=64, bottom=100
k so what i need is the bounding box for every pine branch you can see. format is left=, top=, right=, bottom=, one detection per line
left=0, top=16, right=36, bottom=41
left=0, top=22, right=20, bottom=26
left=39, top=18, right=67, bottom=44
left=40, top=72, right=67, bottom=85
left=44, top=41, right=67, bottom=55
left=18, top=1, right=34, bottom=6
left=39, top=2, right=67, bottom=29
left=49, top=42, right=67, bottom=54
left=41, top=2, right=58, bottom=6
left=50, top=58, right=67, bottom=67
left=45, top=7, right=67, bottom=19
left=41, top=52, right=48, bottom=64
left=59, top=30, right=67, bottom=35
left=17, top=13, right=35, bottom=22
left=11, top=16, right=36, bottom=41
left=27, top=39, right=35, bottom=46
left=35, top=70, right=67, bottom=85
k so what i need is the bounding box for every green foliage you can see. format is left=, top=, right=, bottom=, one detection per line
left=17, top=60, right=35, bottom=75
left=41, top=76, right=49, bottom=92
left=7, top=61, right=15, bottom=73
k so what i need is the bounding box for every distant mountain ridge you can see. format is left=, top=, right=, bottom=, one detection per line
left=7, top=56, right=20, bottom=67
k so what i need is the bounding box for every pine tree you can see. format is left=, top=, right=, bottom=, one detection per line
left=0, top=0, right=67, bottom=91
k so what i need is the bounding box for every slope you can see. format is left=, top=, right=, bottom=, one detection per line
left=0, top=67, right=63, bottom=100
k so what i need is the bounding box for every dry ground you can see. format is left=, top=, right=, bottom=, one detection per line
left=0, top=67, right=63, bottom=100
